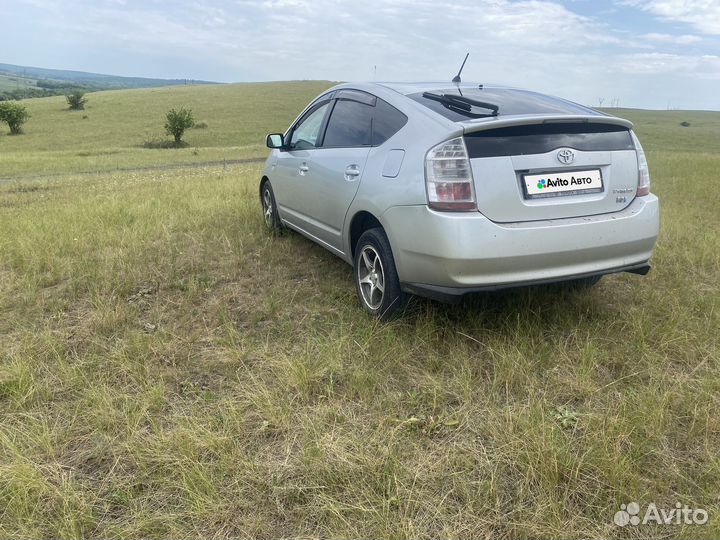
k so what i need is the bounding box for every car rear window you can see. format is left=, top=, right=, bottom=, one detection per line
left=463, top=123, right=634, bottom=158
left=409, top=88, right=598, bottom=121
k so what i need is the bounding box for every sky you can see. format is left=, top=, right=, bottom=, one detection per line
left=2, top=0, right=719, bottom=110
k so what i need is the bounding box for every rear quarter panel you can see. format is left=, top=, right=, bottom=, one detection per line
left=342, top=95, right=458, bottom=258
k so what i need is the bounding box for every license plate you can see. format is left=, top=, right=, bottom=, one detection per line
left=523, top=169, right=603, bottom=198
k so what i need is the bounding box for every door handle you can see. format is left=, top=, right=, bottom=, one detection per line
left=298, top=163, right=309, bottom=175
left=344, top=165, right=361, bottom=180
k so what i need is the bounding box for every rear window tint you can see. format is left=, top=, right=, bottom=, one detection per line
left=464, top=123, right=634, bottom=158
left=322, top=92, right=408, bottom=148
left=409, top=88, right=598, bottom=121
left=323, top=100, right=373, bottom=147
left=372, top=99, right=408, bottom=145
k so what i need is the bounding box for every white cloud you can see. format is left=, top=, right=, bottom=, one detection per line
left=617, top=51, right=720, bottom=78
left=6, top=0, right=720, bottom=109
left=623, top=0, right=720, bottom=35
left=642, top=32, right=702, bottom=44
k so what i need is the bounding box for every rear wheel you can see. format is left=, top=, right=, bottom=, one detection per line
left=260, top=180, right=282, bottom=233
left=354, top=228, right=405, bottom=320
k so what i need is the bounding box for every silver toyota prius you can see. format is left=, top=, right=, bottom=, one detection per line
left=260, top=82, right=659, bottom=319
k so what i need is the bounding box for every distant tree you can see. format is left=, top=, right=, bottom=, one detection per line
left=66, top=91, right=88, bottom=110
left=164, top=107, right=194, bottom=145
left=0, top=101, right=30, bottom=134
left=0, top=88, right=51, bottom=101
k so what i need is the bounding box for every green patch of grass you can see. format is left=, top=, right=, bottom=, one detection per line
left=1, top=125, right=718, bottom=537
left=0, top=81, right=333, bottom=177
left=0, top=86, right=718, bottom=537
left=603, top=107, right=720, bottom=155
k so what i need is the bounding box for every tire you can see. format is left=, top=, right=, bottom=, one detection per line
left=260, top=180, right=283, bottom=234
left=566, top=275, right=603, bottom=289
left=354, top=228, right=405, bottom=320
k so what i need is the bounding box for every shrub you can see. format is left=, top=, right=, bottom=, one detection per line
left=193, top=120, right=208, bottom=129
left=0, top=101, right=30, bottom=134
left=66, top=91, right=88, bottom=110
left=142, top=137, right=181, bottom=149
left=164, top=107, right=194, bottom=145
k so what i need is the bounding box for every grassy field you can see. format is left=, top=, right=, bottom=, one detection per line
left=0, top=81, right=334, bottom=177
left=0, top=84, right=719, bottom=538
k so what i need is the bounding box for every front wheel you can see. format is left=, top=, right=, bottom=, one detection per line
left=260, top=180, right=283, bottom=233
left=354, top=228, right=405, bottom=320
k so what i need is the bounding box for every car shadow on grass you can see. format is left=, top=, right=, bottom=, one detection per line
left=273, top=228, right=618, bottom=332
left=399, top=278, right=617, bottom=332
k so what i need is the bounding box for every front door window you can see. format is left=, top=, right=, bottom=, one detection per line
left=289, top=103, right=330, bottom=150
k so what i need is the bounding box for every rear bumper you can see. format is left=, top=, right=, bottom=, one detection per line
left=403, top=262, right=650, bottom=303
left=382, top=194, right=659, bottom=293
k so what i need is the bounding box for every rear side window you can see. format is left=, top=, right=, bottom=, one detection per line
left=464, top=123, right=634, bottom=158
left=322, top=93, right=408, bottom=148
left=323, top=100, right=373, bottom=147
left=372, top=99, right=408, bottom=145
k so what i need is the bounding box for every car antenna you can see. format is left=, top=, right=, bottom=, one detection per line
left=452, top=52, right=469, bottom=83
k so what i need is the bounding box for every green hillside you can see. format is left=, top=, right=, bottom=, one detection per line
left=603, top=107, right=720, bottom=154
left=0, top=62, right=217, bottom=100
left=0, top=81, right=334, bottom=177
left=2, top=82, right=719, bottom=179
left=0, top=73, right=38, bottom=92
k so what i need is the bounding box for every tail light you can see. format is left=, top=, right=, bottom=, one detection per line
left=631, top=132, right=651, bottom=197
left=425, top=137, right=476, bottom=211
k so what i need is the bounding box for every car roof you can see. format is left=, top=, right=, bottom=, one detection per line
left=316, top=82, right=630, bottom=133
left=373, top=81, right=510, bottom=95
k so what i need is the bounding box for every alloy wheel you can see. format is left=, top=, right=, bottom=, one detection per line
left=357, top=245, right=385, bottom=310
left=262, top=187, right=274, bottom=228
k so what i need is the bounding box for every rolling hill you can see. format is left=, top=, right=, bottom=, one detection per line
left=0, top=80, right=335, bottom=177
left=0, top=62, right=218, bottom=100
left=0, top=80, right=718, bottom=179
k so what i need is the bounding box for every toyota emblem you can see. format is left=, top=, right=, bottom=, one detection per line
left=557, top=149, right=575, bottom=164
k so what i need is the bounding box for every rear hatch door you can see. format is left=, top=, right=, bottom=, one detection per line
left=463, top=116, right=638, bottom=223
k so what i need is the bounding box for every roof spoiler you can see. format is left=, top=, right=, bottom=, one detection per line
left=460, top=114, right=633, bottom=135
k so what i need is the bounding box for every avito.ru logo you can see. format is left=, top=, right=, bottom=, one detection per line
left=614, top=502, right=708, bottom=527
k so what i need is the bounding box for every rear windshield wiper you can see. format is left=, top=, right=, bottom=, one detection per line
left=422, top=91, right=499, bottom=118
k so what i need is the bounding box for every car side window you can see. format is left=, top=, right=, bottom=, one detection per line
left=372, top=99, right=408, bottom=145
left=290, top=102, right=331, bottom=150
left=323, top=99, right=373, bottom=148
left=321, top=93, right=407, bottom=148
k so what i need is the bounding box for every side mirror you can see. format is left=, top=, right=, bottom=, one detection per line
left=266, top=133, right=285, bottom=149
